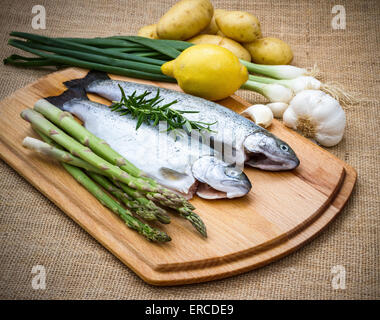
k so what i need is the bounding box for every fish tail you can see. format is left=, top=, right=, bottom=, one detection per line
left=45, top=86, right=88, bottom=110
left=63, top=70, right=110, bottom=89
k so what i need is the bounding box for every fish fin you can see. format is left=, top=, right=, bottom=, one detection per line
left=45, top=86, right=88, bottom=110
left=63, top=70, right=110, bottom=89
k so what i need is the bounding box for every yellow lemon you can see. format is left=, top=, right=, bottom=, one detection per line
left=161, top=44, right=248, bottom=101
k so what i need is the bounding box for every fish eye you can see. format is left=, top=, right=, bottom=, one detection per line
left=224, top=167, right=240, bottom=178
left=280, top=144, right=289, bottom=152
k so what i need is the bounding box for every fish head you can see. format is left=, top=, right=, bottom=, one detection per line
left=192, top=156, right=252, bottom=199
left=243, top=131, right=300, bottom=171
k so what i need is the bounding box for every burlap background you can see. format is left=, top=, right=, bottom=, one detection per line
left=0, top=0, right=379, bottom=300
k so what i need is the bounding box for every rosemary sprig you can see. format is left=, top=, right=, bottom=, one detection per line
left=110, top=85, right=217, bottom=133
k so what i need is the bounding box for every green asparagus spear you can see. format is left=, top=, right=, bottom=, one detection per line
left=22, top=136, right=104, bottom=174
left=23, top=137, right=170, bottom=223
left=21, top=109, right=155, bottom=192
left=24, top=134, right=205, bottom=236
left=34, top=99, right=141, bottom=176
left=115, top=181, right=171, bottom=224
left=31, top=130, right=170, bottom=242
left=87, top=172, right=157, bottom=221
left=34, top=99, right=194, bottom=209
left=63, top=164, right=170, bottom=242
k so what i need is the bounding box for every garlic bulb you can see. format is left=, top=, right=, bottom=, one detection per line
left=241, top=104, right=273, bottom=128
left=283, top=90, right=346, bottom=147
left=267, top=102, right=288, bottom=118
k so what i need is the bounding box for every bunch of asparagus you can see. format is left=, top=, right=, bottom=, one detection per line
left=21, top=100, right=207, bottom=242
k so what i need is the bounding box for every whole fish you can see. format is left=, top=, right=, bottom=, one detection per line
left=65, top=71, right=300, bottom=171
left=46, top=87, right=252, bottom=199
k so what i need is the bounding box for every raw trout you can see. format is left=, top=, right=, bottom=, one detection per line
left=45, top=87, right=252, bottom=199
left=65, top=71, right=300, bottom=171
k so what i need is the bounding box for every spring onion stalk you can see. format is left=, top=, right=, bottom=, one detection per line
left=104, top=47, right=153, bottom=53
left=3, top=54, right=58, bottom=67
left=249, top=74, right=321, bottom=93
left=239, top=59, right=313, bottom=80
left=8, top=40, right=175, bottom=82
left=241, top=80, right=294, bottom=103
left=55, top=37, right=143, bottom=48
left=12, top=39, right=163, bottom=75
left=111, top=36, right=193, bottom=52
left=117, top=36, right=181, bottom=59
left=10, top=32, right=167, bottom=66
left=134, top=52, right=167, bottom=58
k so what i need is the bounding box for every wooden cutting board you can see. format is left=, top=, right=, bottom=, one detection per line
left=0, top=67, right=356, bottom=286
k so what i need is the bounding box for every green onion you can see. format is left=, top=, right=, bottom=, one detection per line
left=115, top=36, right=181, bottom=59
left=10, top=32, right=166, bottom=66
left=241, top=80, right=294, bottom=103
left=55, top=37, right=142, bottom=48
left=239, top=59, right=310, bottom=79
left=103, top=47, right=152, bottom=54
left=8, top=39, right=176, bottom=82
left=111, top=36, right=192, bottom=52
left=3, top=54, right=58, bottom=67
left=10, top=39, right=163, bottom=75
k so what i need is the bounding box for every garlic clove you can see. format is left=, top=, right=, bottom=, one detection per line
left=267, top=102, right=288, bottom=118
left=241, top=104, right=274, bottom=128
left=282, top=107, right=298, bottom=129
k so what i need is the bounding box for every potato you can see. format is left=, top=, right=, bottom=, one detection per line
left=199, top=9, right=227, bottom=34
left=188, top=34, right=251, bottom=61
left=157, top=0, right=213, bottom=40
left=216, top=30, right=226, bottom=37
left=215, top=11, right=261, bottom=43
left=214, top=9, right=227, bottom=19
left=200, top=13, right=218, bottom=34
left=137, top=24, right=158, bottom=39
left=244, top=37, right=293, bottom=65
